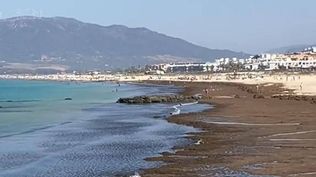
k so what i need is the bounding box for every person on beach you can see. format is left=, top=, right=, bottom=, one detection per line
left=256, top=84, right=260, bottom=93
left=300, top=82, right=303, bottom=91
left=204, top=88, right=209, bottom=96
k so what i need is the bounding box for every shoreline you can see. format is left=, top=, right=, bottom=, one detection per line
left=2, top=72, right=316, bottom=96
left=2, top=76, right=316, bottom=176
left=0, top=80, right=200, bottom=176
left=0, top=79, right=206, bottom=177
left=141, top=81, right=316, bottom=177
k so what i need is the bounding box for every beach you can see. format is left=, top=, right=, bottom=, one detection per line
left=1, top=1, right=315, bottom=176
left=141, top=81, right=316, bottom=177
left=1, top=73, right=316, bottom=176
left=2, top=72, right=316, bottom=95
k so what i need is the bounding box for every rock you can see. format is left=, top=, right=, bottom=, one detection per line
left=253, top=94, right=264, bottom=99
left=271, top=95, right=280, bottom=99
left=301, top=96, right=309, bottom=101
left=234, top=94, right=240, bottom=99
left=294, top=96, right=301, bottom=101
left=153, top=115, right=166, bottom=119
left=271, top=95, right=316, bottom=103
left=143, top=96, right=151, bottom=103
left=117, top=94, right=201, bottom=104
left=150, top=96, right=163, bottom=103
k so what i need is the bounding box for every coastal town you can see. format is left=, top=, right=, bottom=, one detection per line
left=1, top=47, right=316, bottom=78
left=2, top=47, right=316, bottom=95
left=145, top=46, right=316, bottom=74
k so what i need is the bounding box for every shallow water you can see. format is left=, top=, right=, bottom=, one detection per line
left=0, top=80, right=209, bottom=177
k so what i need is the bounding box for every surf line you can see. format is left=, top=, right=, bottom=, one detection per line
left=206, top=121, right=301, bottom=126
left=170, top=101, right=199, bottom=115
left=288, top=171, right=316, bottom=177
left=268, top=130, right=316, bottom=137
left=270, top=139, right=316, bottom=141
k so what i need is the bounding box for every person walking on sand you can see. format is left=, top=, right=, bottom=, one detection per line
left=300, top=82, right=303, bottom=91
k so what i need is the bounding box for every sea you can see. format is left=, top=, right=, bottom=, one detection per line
left=0, top=80, right=209, bottom=177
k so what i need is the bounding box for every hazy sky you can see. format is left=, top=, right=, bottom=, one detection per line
left=0, top=0, right=315, bottom=54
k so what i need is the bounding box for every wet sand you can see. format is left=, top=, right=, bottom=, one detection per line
left=142, top=81, right=316, bottom=177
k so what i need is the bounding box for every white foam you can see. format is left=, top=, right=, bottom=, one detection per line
left=170, top=101, right=198, bottom=115
left=195, top=139, right=203, bottom=145
left=130, top=172, right=141, bottom=177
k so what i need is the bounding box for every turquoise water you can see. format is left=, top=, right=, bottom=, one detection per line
left=0, top=80, right=209, bottom=177
left=0, top=80, right=138, bottom=137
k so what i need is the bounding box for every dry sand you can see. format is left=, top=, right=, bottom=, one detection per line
left=117, top=72, right=316, bottom=96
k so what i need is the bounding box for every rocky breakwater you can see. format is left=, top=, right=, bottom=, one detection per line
left=117, top=94, right=202, bottom=104
left=272, top=94, right=316, bottom=104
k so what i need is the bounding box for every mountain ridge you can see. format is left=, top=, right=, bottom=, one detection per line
left=0, top=16, right=249, bottom=72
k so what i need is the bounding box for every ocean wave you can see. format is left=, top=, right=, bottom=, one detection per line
left=0, top=121, right=72, bottom=139
left=170, top=101, right=199, bottom=115
left=0, top=110, right=32, bottom=113
left=0, top=99, right=41, bottom=103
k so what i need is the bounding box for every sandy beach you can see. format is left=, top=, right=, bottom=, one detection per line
left=3, top=72, right=316, bottom=96
left=2, top=72, right=316, bottom=176
left=141, top=81, right=316, bottom=177
left=1, top=2, right=316, bottom=176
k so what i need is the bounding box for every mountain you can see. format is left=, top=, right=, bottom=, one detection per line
left=0, top=16, right=249, bottom=73
left=267, top=44, right=316, bottom=54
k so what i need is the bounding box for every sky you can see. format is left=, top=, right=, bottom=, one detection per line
left=0, top=0, right=315, bottom=54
